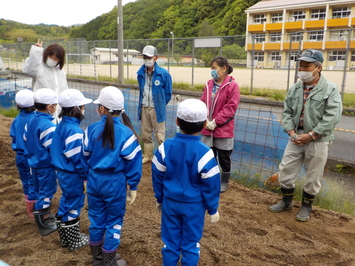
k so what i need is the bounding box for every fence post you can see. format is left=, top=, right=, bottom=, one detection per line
left=250, top=34, right=255, bottom=95
left=341, top=29, right=352, bottom=100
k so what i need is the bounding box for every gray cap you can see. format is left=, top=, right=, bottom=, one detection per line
left=297, top=49, right=324, bottom=63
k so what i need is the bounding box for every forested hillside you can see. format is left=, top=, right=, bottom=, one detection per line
left=1, top=0, right=260, bottom=43
left=70, top=0, right=261, bottom=41
left=0, top=19, right=70, bottom=43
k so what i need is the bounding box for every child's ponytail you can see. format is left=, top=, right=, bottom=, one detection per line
left=101, top=110, right=116, bottom=149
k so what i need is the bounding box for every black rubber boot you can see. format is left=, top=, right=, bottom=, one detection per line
left=220, top=172, right=230, bottom=193
left=33, top=207, right=58, bottom=236
left=61, top=218, right=89, bottom=252
left=55, top=215, right=68, bottom=247
left=90, top=243, right=103, bottom=266
left=296, top=190, right=315, bottom=222
left=102, top=249, right=126, bottom=266
left=268, top=187, right=295, bottom=212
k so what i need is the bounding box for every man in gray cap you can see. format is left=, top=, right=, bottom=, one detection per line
left=137, top=45, right=172, bottom=164
left=268, top=49, right=342, bottom=222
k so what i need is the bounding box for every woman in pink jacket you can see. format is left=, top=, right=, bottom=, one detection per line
left=200, top=56, right=240, bottom=193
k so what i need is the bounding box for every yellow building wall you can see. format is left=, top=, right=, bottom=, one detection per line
left=327, top=18, right=349, bottom=27
left=283, top=43, right=301, bottom=50
left=265, top=23, right=282, bottom=31
left=305, top=20, right=325, bottom=29
left=248, top=24, right=264, bottom=32
left=264, top=43, right=281, bottom=50
left=247, top=43, right=263, bottom=50
left=284, top=21, right=303, bottom=30
left=303, top=42, right=323, bottom=50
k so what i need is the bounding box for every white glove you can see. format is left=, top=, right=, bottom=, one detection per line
left=156, top=202, right=162, bottom=211
left=210, top=211, right=220, bottom=223
left=206, top=119, right=217, bottom=131
left=127, top=190, right=137, bottom=205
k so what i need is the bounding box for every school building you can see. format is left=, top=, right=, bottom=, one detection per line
left=245, top=0, right=355, bottom=70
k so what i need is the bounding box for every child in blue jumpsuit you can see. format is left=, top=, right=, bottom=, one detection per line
left=152, top=99, right=221, bottom=266
left=51, top=89, right=92, bottom=251
left=84, top=86, right=142, bottom=266
left=10, top=89, right=36, bottom=219
left=24, top=88, right=58, bottom=236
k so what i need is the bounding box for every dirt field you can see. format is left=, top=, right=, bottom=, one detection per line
left=0, top=113, right=355, bottom=266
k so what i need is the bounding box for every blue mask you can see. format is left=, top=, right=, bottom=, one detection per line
left=211, top=69, right=220, bottom=80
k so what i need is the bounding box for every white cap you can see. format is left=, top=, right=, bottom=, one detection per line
left=142, top=45, right=157, bottom=57
left=177, top=99, right=207, bottom=123
left=34, top=88, right=58, bottom=105
left=59, top=89, right=92, bottom=108
left=15, top=89, right=34, bottom=108
left=93, top=86, right=124, bottom=111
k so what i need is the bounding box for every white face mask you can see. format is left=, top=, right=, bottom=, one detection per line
left=46, top=58, right=58, bottom=68
left=81, top=109, right=85, bottom=116
left=144, top=59, right=154, bottom=68
left=298, top=67, right=318, bottom=83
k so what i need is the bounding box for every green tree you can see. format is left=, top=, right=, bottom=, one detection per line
left=222, top=44, right=246, bottom=59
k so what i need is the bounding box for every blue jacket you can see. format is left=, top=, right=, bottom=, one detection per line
left=83, top=116, right=142, bottom=190
left=137, top=62, right=172, bottom=123
left=152, top=133, right=220, bottom=215
left=10, top=110, right=35, bottom=155
left=24, top=112, right=56, bottom=169
left=51, top=116, right=87, bottom=176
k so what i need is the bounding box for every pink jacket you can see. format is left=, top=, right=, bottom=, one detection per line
left=200, top=75, right=240, bottom=138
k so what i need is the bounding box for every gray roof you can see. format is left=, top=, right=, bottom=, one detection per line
left=246, top=0, right=354, bottom=12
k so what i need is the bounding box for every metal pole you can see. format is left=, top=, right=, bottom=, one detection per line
left=117, top=0, right=124, bottom=84
left=168, top=38, right=170, bottom=72
left=341, top=29, right=351, bottom=101
left=192, top=38, right=195, bottom=88
left=287, top=33, right=293, bottom=90
left=250, top=34, right=255, bottom=95
left=109, top=42, right=112, bottom=79
left=294, top=32, right=303, bottom=84
left=126, top=41, right=129, bottom=80
left=170, top=32, right=174, bottom=66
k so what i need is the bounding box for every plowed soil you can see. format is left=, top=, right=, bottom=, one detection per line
left=0, top=114, right=354, bottom=266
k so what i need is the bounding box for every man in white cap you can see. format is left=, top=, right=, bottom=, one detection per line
left=24, top=88, right=59, bottom=236
left=137, top=45, right=172, bottom=164
left=268, top=49, right=342, bottom=222
left=152, top=99, right=220, bottom=266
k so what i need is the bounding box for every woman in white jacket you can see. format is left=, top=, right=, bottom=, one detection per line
left=23, top=39, right=68, bottom=119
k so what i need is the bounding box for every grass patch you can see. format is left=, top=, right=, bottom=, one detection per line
left=0, top=107, right=19, bottom=118
left=233, top=171, right=355, bottom=216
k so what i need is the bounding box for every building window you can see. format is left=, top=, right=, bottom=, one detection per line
left=270, top=33, right=282, bottom=43
left=310, top=9, right=326, bottom=20
left=253, top=33, right=265, bottom=43
left=332, top=7, right=351, bottom=19
left=288, top=52, right=299, bottom=61
left=271, top=12, right=283, bottom=23
left=329, top=30, right=349, bottom=41
left=253, top=14, right=266, bottom=24
left=291, top=11, right=305, bottom=21
left=329, top=51, right=346, bottom=61
left=309, top=31, right=324, bottom=41
left=290, top=32, right=303, bottom=42
left=254, top=52, right=264, bottom=61
left=270, top=51, right=281, bottom=61
left=351, top=51, right=355, bottom=62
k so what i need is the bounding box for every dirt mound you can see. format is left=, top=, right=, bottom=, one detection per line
left=0, top=114, right=354, bottom=266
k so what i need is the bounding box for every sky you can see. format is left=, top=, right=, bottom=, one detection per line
left=1, top=0, right=135, bottom=26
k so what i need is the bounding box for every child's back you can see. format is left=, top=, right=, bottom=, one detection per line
left=152, top=99, right=221, bottom=266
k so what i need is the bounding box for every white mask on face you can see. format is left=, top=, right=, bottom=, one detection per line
left=144, top=59, right=154, bottom=68
left=46, top=58, right=58, bottom=68
left=298, top=67, right=319, bottom=83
